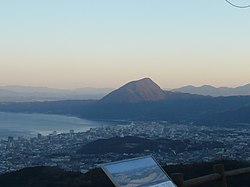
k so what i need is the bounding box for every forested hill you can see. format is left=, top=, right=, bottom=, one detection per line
left=0, top=160, right=249, bottom=187
left=1, top=95, right=250, bottom=127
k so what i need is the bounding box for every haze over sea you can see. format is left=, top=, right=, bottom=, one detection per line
left=0, top=112, right=109, bottom=140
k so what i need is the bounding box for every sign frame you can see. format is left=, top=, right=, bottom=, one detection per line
left=101, top=155, right=177, bottom=187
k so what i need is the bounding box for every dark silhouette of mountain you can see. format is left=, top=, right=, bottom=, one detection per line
left=1, top=94, right=250, bottom=127
left=100, top=78, right=167, bottom=103
left=172, top=84, right=250, bottom=97
left=0, top=160, right=249, bottom=187
left=83, top=78, right=208, bottom=120
left=84, top=95, right=250, bottom=126
left=196, top=106, right=250, bottom=126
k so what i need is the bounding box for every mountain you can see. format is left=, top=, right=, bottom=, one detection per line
left=100, top=78, right=167, bottom=103
left=172, top=84, right=250, bottom=97
left=1, top=95, right=250, bottom=127
left=1, top=79, right=250, bottom=126
left=0, top=86, right=112, bottom=102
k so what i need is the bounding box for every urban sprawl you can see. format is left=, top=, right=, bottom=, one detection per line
left=0, top=122, right=249, bottom=174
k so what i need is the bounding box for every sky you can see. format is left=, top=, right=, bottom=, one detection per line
left=1, top=0, right=250, bottom=89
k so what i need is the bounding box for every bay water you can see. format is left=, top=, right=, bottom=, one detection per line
left=0, top=112, right=109, bottom=140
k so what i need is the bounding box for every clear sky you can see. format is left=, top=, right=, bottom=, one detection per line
left=1, top=1, right=250, bottom=89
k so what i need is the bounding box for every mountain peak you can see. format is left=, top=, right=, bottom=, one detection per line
left=100, top=78, right=166, bottom=103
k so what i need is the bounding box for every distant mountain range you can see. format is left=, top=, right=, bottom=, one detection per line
left=0, top=86, right=112, bottom=102
left=2, top=82, right=250, bottom=102
left=171, top=84, right=250, bottom=97
left=1, top=78, right=250, bottom=127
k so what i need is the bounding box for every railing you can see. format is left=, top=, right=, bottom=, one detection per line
left=170, top=164, right=250, bottom=187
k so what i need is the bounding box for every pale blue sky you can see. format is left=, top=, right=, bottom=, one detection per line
left=1, top=1, right=250, bottom=89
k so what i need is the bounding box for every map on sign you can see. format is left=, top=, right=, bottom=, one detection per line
left=101, top=156, right=176, bottom=187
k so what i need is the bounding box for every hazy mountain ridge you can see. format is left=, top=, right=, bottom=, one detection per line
left=0, top=86, right=112, bottom=102
left=3, top=81, right=250, bottom=102
left=172, top=84, right=250, bottom=96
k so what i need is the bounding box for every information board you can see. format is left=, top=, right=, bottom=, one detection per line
left=102, top=156, right=177, bottom=187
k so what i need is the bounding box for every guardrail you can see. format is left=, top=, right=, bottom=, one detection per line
left=170, top=164, right=250, bottom=187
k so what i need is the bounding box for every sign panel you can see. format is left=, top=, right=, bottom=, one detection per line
left=102, top=156, right=177, bottom=187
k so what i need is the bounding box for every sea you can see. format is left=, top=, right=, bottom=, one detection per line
left=0, top=112, right=110, bottom=140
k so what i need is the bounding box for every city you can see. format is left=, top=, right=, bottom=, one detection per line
left=0, top=122, right=249, bottom=174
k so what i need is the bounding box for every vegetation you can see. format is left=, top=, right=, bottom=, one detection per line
left=0, top=160, right=249, bottom=187
left=77, top=136, right=225, bottom=154
left=1, top=95, right=250, bottom=127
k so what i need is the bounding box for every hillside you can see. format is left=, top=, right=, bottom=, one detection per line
left=85, top=95, right=250, bottom=126
left=196, top=106, right=250, bottom=126
left=0, top=160, right=249, bottom=187
left=77, top=136, right=224, bottom=155
left=100, top=78, right=167, bottom=103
